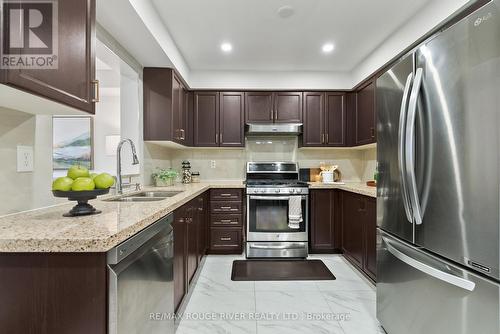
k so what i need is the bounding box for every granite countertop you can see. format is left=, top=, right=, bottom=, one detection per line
left=308, top=182, right=376, bottom=198
left=0, top=181, right=244, bottom=253
left=0, top=180, right=375, bottom=253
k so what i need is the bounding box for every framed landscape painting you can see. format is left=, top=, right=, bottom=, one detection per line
left=53, top=117, right=93, bottom=170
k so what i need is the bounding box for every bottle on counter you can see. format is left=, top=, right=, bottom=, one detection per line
left=181, top=160, right=192, bottom=184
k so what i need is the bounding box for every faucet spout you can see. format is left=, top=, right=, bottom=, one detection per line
left=116, top=139, right=140, bottom=194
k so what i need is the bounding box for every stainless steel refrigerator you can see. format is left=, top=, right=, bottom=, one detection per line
left=376, top=1, right=500, bottom=333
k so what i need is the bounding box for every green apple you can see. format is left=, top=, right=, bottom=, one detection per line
left=67, top=165, right=89, bottom=180
left=71, top=177, right=95, bottom=191
left=94, top=173, right=115, bottom=189
left=90, top=173, right=99, bottom=180
left=52, top=177, right=73, bottom=191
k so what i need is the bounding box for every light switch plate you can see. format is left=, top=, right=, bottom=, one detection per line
left=210, top=160, right=216, bottom=169
left=17, top=146, right=34, bottom=172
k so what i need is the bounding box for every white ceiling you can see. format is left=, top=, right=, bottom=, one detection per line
left=151, top=0, right=432, bottom=72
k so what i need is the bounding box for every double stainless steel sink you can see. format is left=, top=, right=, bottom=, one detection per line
left=105, top=191, right=183, bottom=202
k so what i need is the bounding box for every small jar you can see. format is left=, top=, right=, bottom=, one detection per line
left=191, top=172, right=200, bottom=183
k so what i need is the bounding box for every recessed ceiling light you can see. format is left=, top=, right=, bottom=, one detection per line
left=220, top=42, right=232, bottom=53
left=277, top=6, right=294, bottom=19
left=322, top=43, right=335, bottom=53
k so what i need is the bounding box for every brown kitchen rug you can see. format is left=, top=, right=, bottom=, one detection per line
left=231, top=259, right=336, bottom=281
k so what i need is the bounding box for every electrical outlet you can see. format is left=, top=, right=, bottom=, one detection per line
left=210, top=160, right=216, bottom=169
left=17, top=146, right=34, bottom=172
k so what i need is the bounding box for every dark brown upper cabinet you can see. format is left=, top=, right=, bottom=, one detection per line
left=219, top=92, right=244, bottom=147
left=194, top=92, right=219, bottom=147
left=245, top=92, right=302, bottom=124
left=1, top=0, right=97, bottom=114
left=355, top=80, right=376, bottom=145
left=194, top=91, right=244, bottom=147
left=274, top=92, right=302, bottom=123
left=245, top=92, right=273, bottom=123
left=302, top=92, right=346, bottom=147
left=143, top=68, right=191, bottom=145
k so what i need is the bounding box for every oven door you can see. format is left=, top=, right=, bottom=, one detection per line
left=247, top=194, right=308, bottom=242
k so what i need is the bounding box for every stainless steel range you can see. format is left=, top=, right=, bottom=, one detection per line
left=245, top=162, right=309, bottom=258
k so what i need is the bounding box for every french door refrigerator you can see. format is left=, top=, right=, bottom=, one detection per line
left=376, top=1, right=500, bottom=333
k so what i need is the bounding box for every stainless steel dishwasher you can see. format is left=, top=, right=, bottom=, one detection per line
left=107, top=214, right=174, bottom=334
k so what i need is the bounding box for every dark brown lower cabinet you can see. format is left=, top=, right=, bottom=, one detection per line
left=209, top=189, right=244, bottom=254
left=0, top=253, right=107, bottom=334
left=341, top=191, right=377, bottom=281
left=173, top=209, right=188, bottom=312
left=310, top=190, right=342, bottom=253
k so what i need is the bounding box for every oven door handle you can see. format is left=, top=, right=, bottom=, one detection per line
left=249, top=244, right=306, bottom=250
left=249, top=195, right=306, bottom=200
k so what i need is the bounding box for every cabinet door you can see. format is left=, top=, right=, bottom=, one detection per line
left=356, top=80, right=376, bottom=145
left=245, top=92, right=273, bottom=123
left=2, top=0, right=96, bottom=113
left=274, top=92, right=302, bottom=123
left=325, top=93, right=347, bottom=146
left=186, top=206, right=198, bottom=284
left=302, top=92, right=325, bottom=146
left=220, top=92, right=244, bottom=147
left=364, top=198, right=377, bottom=281
left=310, top=190, right=337, bottom=252
left=342, top=192, right=364, bottom=268
left=196, top=195, right=206, bottom=262
left=194, top=92, right=219, bottom=147
left=173, top=209, right=187, bottom=312
left=172, top=74, right=183, bottom=144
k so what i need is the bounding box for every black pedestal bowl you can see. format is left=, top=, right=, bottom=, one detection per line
left=52, top=189, right=110, bottom=217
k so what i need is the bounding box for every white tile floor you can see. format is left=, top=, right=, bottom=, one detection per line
left=176, top=254, right=385, bottom=334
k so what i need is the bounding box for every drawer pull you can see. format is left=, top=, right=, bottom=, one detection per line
left=219, top=193, right=233, bottom=197
left=220, top=237, right=232, bottom=241
left=220, top=219, right=233, bottom=223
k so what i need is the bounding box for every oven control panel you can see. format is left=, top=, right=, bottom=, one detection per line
left=246, top=187, right=309, bottom=195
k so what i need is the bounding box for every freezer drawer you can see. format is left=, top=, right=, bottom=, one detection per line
left=377, top=230, right=500, bottom=334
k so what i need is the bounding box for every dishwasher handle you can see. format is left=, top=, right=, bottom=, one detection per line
left=107, top=213, right=173, bottom=265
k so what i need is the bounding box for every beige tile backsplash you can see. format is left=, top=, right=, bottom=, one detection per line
left=144, top=137, right=377, bottom=184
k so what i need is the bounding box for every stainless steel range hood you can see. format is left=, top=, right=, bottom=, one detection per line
left=246, top=123, right=302, bottom=135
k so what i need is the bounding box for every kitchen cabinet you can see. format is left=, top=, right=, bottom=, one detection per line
left=302, top=92, right=346, bottom=147
left=341, top=191, right=377, bottom=281
left=219, top=92, right=245, bottom=146
left=173, top=208, right=188, bottom=312
left=208, top=189, right=244, bottom=254
left=173, top=193, right=211, bottom=311
left=0, top=253, right=107, bottom=334
left=194, top=91, right=219, bottom=146
left=245, top=92, right=302, bottom=124
left=1, top=0, right=97, bottom=114
left=310, top=190, right=342, bottom=253
left=364, top=198, right=377, bottom=281
left=193, top=91, right=244, bottom=147
left=355, top=80, right=376, bottom=145
left=143, top=68, right=191, bottom=145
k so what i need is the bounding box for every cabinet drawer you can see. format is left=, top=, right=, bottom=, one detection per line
left=210, top=214, right=242, bottom=227
left=210, top=201, right=242, bottom=214
left=210, top=228, right=242, bottom=249
left=211, top=189, right=242, bottom=201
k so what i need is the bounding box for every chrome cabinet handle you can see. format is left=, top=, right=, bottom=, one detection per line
left=384, top=237, right=475, bottom=291
left=405, top=68, right=424, bottom=225
left=180, top=129, right=185, bottom=140
left=398, top=73, right=414, bottom=224
left=321, top=134, right=325, bottom=144
left=92, top=80, right=100, bottom=102
left=220, top=237, right=232, bottom=241
left=219, top=193, right=233, bottom=197
left=215, top=133, right=218, bottom=144
left=325, top=133, right=329, bottom=144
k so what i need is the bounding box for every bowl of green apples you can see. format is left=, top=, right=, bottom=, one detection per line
left=52, top=165, right=115, bottom=217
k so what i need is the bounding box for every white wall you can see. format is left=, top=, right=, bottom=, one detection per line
left=351, top=0, right=470, bottom=85
left=0, top=108, right=59, bottom=215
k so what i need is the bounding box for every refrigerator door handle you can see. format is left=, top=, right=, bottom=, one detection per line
left=398, top=73, right=414, bottom=224
left=405, top=67, right=424, bottom=225
left=384, top=237, right=476, bottom=292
